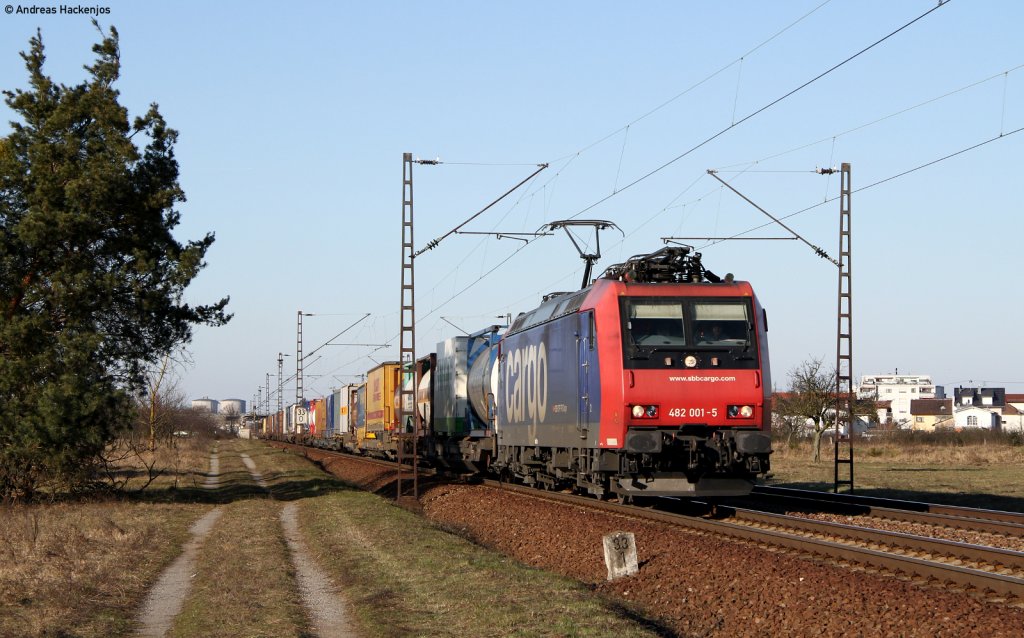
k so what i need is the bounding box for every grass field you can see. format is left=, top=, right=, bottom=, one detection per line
left=769, top=434, right=1024, bottom=511
left=0, top=493, right=210, bottom=637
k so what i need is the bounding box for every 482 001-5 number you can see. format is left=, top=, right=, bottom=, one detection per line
left=667, top=407, right=719, bottom=418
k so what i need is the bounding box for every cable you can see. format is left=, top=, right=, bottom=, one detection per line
left=701, top=124, right=1024, bottom=249
left=565, top=0, right=953, bottom=221
left=547, top=0, right=835, bottom=165
left=714, top=62, right=1024, bottom=172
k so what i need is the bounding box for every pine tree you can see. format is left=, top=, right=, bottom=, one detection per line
left=0, top=24, right=230, bottom=501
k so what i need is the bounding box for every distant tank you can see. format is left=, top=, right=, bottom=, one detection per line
left=219, top=398, right=246, bottom=415
left=191, top=398, right=219, bottom=413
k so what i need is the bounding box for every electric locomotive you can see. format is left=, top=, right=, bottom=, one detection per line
left=491, top=246, right=771, bottom=498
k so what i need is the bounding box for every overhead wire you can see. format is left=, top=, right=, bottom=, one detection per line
left=496, top=0, right=838, bottom=227
left=546, top=0, right=836, bottom=166
left=290, top=119, right=1023, bottom=393
left=564, top=0, right=954, bottom=222
left=700, top=124, right=1024, bottom=249
left=622, top=60, right=1024, bottom=240
left=258, top=2, right=965, bottom=399
left=713, top=62, right=1024, bottom=172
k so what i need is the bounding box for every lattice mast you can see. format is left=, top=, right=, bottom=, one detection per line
left=277, top=354, right=284, bottom=422
left=397, top=153, right=420, bottom=500
left=834, top=163, right=854, bottom=492
left=296, top=310, right=305, bottom=430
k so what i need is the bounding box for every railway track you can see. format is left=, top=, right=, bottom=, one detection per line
left=750, top=485, right=1024, bottom=537
left=282, top=442, right=1024, bottom=605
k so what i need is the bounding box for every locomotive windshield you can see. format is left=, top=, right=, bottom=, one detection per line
left=625, top=301, right=687, bottom=346
left=621, top=297, right=757, bottom=369
left=693, top=303, right=750, bottom=347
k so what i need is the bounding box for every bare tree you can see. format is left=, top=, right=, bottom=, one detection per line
left=771, top=388, right=808, bottom=448
left=774, top=358, right=836, bottom=462
left=99, top=352, right=191, bottom=491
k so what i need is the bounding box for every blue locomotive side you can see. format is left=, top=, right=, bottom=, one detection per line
left=497, top=308, right=602, bottom=450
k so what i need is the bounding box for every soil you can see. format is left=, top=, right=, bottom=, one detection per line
left=306, top=448, right=1024, bottom=638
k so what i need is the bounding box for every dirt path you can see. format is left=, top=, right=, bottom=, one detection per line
left=280, top=503, right=359, bottom=638
left=202, top=449, right=220, bottom=488
left=239, top=452, right=268, bottom=489
left=239, top=452, right=359, bottom=637
left=135, top=450, right=222, bottom=637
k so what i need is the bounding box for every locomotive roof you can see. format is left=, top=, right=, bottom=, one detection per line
left=507, top=288, right=590, bottom=336
left=506, top=277, right=752, bottom=338
left=506, top=247, right=753, bottom=337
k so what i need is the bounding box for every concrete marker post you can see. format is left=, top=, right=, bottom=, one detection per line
left=603, top=531, right=639, bottom=580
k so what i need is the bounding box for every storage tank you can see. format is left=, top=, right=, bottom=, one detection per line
left=219, top=398, right=246, bottom=416
left=191, top=398, right=219, bottom=413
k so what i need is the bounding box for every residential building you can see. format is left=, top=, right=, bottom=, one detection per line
left=858, top=374, right=936, bottom=428
left=954, top=405, right=1001, bottom=430
left=953, top=387, right=1005, bottom=431
left=999, top=393, right=1024, bottom=432
left=954, top=387, right=1006, bottom=409
left=909, top=398, right=954, bottom=431
left=1002, top=403, right=1024, bottom=432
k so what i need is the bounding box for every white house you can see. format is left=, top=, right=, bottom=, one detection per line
left=999, top=394, right=1024, bottom=432
left=952, top=387, right=1005, bottom=431
left=954, top=405, right=1001, bottom=430
left=858, top=374, right=936, bottom=428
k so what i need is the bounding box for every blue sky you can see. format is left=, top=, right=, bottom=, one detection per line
left=2, top=1, right=1022, bottom=408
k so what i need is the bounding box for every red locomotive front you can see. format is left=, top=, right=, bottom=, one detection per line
left=588, top=270, right=772, bottom=496
left=493, top=246, right=772, bottom=499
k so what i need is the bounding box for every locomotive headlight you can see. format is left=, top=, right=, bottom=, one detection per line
left=727, top=404, right=754, bottom=419
left=684, top=355, right=698, bottom=368
left=630, top=404, right=660, bottom=419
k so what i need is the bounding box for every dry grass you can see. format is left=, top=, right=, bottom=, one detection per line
left=0, top=435, right=219, bottom=637
left=770, top=434, right=1024, bottom=510
left=30, top=434, right=1022, bottom=638
left=103, top=434, right=222, bottom=494
left=299, top=488, right=663, bottom=637
left=170, top=498, right=309, bottom=638
left=0, top=499, right=210, bottom=637
left=216, top=442, right=662, bottom=636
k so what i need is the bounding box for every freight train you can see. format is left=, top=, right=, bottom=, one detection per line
left=260, top=246, right=772, bottom=498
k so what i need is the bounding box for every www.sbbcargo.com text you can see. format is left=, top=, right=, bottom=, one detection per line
left=5, top=5, right=111, bottom=15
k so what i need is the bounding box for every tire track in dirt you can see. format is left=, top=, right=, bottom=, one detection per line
left=135, top=451, right=222, bottom=637
left=280, top=502, right=359, bottom=638
left=239, top=452, right=359, bottom=638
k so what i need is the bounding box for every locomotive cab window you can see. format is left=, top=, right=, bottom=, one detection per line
left=693, top=303, right=750, bottom=347
left=625, top=301, right=686, bottom=346
left=620, top=297, right=757, bottom=369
